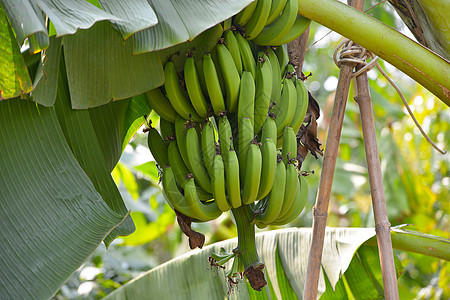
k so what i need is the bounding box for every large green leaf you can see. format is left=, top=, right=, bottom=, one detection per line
left=0, top=99, right=126, bottom=299
left=0, top=4, right=33, bottom=99
left=62, top=21, right=164, bottom=109
left=0, top=0, right=48, bottom=52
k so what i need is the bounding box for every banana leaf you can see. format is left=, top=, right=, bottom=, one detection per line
left=105, top=226, right=449, bottom=299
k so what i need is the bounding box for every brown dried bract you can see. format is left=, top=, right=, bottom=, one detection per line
left=175, top=210, right=205, bottom=249
left=244, top=263, right=266, bottom=291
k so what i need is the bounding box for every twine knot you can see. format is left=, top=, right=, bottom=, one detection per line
left=333, top=38, right=379, bottom=78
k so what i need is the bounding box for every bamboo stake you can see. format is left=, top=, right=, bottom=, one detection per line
left=354, top=66, right=399, bottom=299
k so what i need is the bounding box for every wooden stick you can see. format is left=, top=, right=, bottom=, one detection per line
left=302, top=63, right=354, bottom=300
left=354, top=68, right=400, bottom=299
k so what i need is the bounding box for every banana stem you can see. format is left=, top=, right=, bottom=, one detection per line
left=231, top=205, right=267, bottom=291
left=231, top=205, right=259, bottom=268
left=298, top=0, right=450, bottom=106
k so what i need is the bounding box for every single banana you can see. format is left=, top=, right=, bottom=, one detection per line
left=224, top=30, right=243, bottom=76
left=203, top=54, right=226, bottom=115
left=195, top=58, right=208, bottom=96
left=274, top=44, right=288, bottom=75
left=212, top=154, right=232, bottom=212
left=217, top=43, right=241, bottom=113
left=274, top=14, right=311, bottom=45
left=184, top=176, right=222, bottom=222
left=145, top=88, right=178, bottom=123
left=266, top=48, right=282, bottom=103
left=256, top=159, right=286, bottom=226
left=210, top=47, right=226, bottom=93
left=290, top=78, right=309, bottom=134
left=244, top=0, right=272, bottom=39
left=218, top=114, right=233, bottom=162
left=241, top=142, right=262, bottom=205
left=253, top=52, right=273, bottom=135
left=261, top=115, right=277, bottom=142
left=238, top=117, right=254, bottom=181
left=168, top=140, right=213, bottom=201
left=277, top=162, right=298, bottom=218
left=252, top=0, right=298, bottom=46
left=235, top=32, right=256, bottom=79
left=281, top=126, right=297, bottom=164
left=233, top=0, right=259, bottom=27
left=174, top=116, right=192, bottom=171
left=184, top=56, right=210, bottom=118
left=201, top=118, right=217, bottom=178
left=272, top=77, right=297, bottom=137
left=147, top=126, right=169, bottom=167
left=237, top=71, right=256, bottom=128
left=160, top=118, right=175, bottom=142
left=272, top=174, right=308, bottom=225
left=225, top=148, right=242, bottom=208
left=256, top=138, right=277, bottom=200
left=265, top=0, right=288, bottom=25
left=161, top=166, right=194, bottom=218
left=185, top=125, right=212, bottom=193
left=164, top=61, right=202, bottom=121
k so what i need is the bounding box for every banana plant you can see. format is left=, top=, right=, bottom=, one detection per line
left=0, top=0, right=448, bottom=299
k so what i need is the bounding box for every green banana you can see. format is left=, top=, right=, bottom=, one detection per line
left=224, top=30, right=243, bottom=76
left=261, top=115, right=277, bottom=142
left=237, top=71, right=256, bottom=128
left=164, top=61, right=202, bottom=121
left=184, top=176, right=222, bottom=222
left=285, top=63, right=296, bottom=80
left=272, top=175, right=308, bottom=225
left=256, top=159, right=286, bottom=227
left=167, top=140, right=213, bottom=201
left=161, top=166, right=193, bottom=218
left=174, top=116, right=192, bottom=171
left=203, top=54, right=226, bottom=115
left=244, top=0, right=272, bottom=39
left=218, top=114, right=233, bottom=162
left=225, top=148, right=242, bottom=208
left=241, top=142, right=262, bottom=205
left=160, top=118, right=175, bottom=141
left=256, top=138, right=277, bottom=200
left=201, top=118, right=217, bottom=178
left=185, top=125, right=212, bottom=193
left=266, top=48, right=282, bottom=103
left=277, top=162, right=298, bottom=218
left=233, top=0, right=259, bottom=27
left=147, top=126, right=169, bottom=167
left=212, top=154, right=232, bottom=212
left=235, top=32, right=256, bottom=79
left=266, top=0, right=288, bottom=25
left=253, top=52, right=273, bottom=135
left=274, top=14, right=311, bottom=45
left=217, top=43, right=241, bottom=113
left=210, top=47, right=226, bottom=94
left=274, top=44, right=288, bottom=75
left=145, top=88, right=179, bottom=123
left=273, top=77, right=297, bottom=137
left=184, top=56, right=210, bottom=118
left=290, top=78, right=309, bottom=134
left=238, top=117, right=254, bottom=181
left=281, top=126, right=297, bottom=164
left=252, top=0, right=298, bottom=46
left=195, top=58, right=208, bottom=96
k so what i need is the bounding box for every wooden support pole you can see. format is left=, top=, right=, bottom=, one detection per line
left=302, top=63, right=354, bottom=300
left=354, top=69, right=399, bottom=299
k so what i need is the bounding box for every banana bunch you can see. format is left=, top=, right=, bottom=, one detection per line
left=233, top=0, right=311, bottom=46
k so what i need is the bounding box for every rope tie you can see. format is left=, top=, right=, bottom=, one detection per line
left=333, top=39, right=378, bottom=78
left=332, top=38, right=446, bottom=154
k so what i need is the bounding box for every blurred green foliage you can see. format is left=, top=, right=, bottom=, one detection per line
left=54, top=1, right=449, bottom=299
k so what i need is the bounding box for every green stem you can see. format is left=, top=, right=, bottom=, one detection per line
left=299, top=0, right=450, bottom=106
left=231, top=205, right=260, bottom=269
